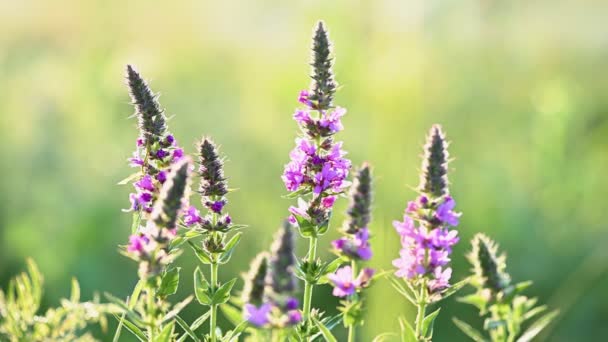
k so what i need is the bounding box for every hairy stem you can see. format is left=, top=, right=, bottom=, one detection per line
left=415, top=279, right=427, bottom=340
left=210, top=261, right=219, bottom=342
left=302, top=236, right=318, bottom=320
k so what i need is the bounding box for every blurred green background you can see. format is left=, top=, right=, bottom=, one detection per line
left=1, top=0, right=608, bottom=340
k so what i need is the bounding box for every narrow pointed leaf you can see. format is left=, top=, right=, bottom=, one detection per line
left=398, top=315, right=416, bottom=342
left=212, top=278, right=237, bottom=305
left=312, top=316, right=338, bottom=342
left=422, top=308, right=441, bottom=338
left=516, top=310, right=559, bottom=342
left=154, top=321, right=175, bottom=342
left=194, top=267, right=212, bottom=305
left=112, top=314, right=147, bottom=341
left=452, top=317, right=487, bottom=342
left=219, top=232, right=242, bottom=264
left=158, top=267, right=181, bottom=297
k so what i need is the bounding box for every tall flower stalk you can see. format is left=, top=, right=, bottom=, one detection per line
left=390, top=125, right=466, bottom=341
left=187, top=138, right=241, bottom=342
left=282, top=21, right=351, bottom=326
left=114, top=66, right=191, bottom=342
left=239, top=221, right=302, bottom=340
left=330, top=163, right=375, bottom=342
left=124, top=157, right=193, bottom=339
left=453, top=234, right=558, bottom=342
left=124, top=65, right=184, bottom=219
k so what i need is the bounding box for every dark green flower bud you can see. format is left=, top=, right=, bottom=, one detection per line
left=343, top=163, right=373, bottom=234
left=266, top=220, right=298, bottom=296
left=198, top=138, right=228, bottom=198
left=308, top=21, right=337, bottom=111
left=152, top=158, right=192, bottom=229
left=468, top=234, right=511, bottom=292
left=242, top=252, right=269, bottom=306
left=419, top=124, right=450, bottom=198
left=125, top=65, right=167, bottom=144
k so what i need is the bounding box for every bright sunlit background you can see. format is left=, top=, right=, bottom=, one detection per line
left=1, top=0, right=608, bottom=340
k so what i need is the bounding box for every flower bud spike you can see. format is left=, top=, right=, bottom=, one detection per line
left=151, top=157, right=192, bottom=229
left=242, top=252, right=269, bottom=306
left=125, top=65, right=167, bottom=144
left=468, top=233, right=511, bottom=292
left=343, top=163, right=373, bottom=234
left=198, top=138, right=228, bottom=198
left=309, top=21, right=337, bottom=110
left=266, top=220, right=298, bottom=296
left=419, top=124, right=450, bottom=198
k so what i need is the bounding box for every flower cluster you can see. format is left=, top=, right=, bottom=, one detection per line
left=242, top=222, right=302, bottom=328
left=126, top=158, right=192, bottom=279
left=328, top=266, right=374, bottom=298
left=183, top=138, right=233, bottom=236
left=125, top=65, right=185, bottom=214
left=283, top=22, right=351, bottom=235
left=392, top=125, right=461, bottom=295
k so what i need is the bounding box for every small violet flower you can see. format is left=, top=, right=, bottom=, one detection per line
left=244, top=303, right=272, bottom=327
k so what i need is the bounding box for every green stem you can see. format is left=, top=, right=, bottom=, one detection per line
left=414, top=280, right=428, bottom=341
left=145, top=283, right=157, bottom=341
left=347, top=260, right=357, bottom=342
left=302, top=236, right=318, bottom=320
left=210, top=261, right=219, bottom=342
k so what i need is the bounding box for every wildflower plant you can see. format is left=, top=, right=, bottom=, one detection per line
left=453, top=234, right=559, bottom=342
left=0, top=259, right=113, bottom=342
left=388, top=125, right=468, bottom=341
left=282, top=21, right=351, bottom=333
left=187, top=138, right=243, bottom=342
left=330, top=163, right=376, bottom=342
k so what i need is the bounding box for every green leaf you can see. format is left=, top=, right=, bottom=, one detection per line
left=522, top=305, right=547, bottom=322
left=113, top=311, right=127, bottom=342
left=190, top=311, right=212, bottom=331
left=223, top=320, right=249, bottom=341
left=194, top=267, right=212, bottom=305
left=438, top=277, right=469, bottom=301
left=112, top=314, right=147, bottom=342
left=312, top=316, right=338, bottom=342
left=422, top=308, right=441, bottom=338
left=516, top=310, right=559, bottom=342
left=174, top=315, right=200, bottom=342
left=212, top=278, right=237, bottom=305
left=282, top=187, right=312, bottom=199
left=154, top=321, right=175, bottom=342
left=189, top=241, right=213, bottom=264
left=458, top=293, right=488, bottom=313
left=220, top=304, right=244, bottom=327
left=294, top=214, right=317, bottom=238
left=131, top=211, right=142, bottom=234
left=118, top=171, right=143, bottom=185
left=388, top=276, right=417, bottom=305
left=158, top=267, right=181, bottom=297
left=70, top=277, right=81, bottom=302
left=219, top=232, right=242, bottom=264
left=452, top=317, right=487, bottom=342
left=398, top=315, right=416, bottom=342
left=129, top=280, right=144, bottom=309
left=163, top=296, right=193, bottom=323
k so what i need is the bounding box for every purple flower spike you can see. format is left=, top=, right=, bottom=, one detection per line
left=435, top=196, right=461, bottom=226
left=294, top=109, right=312, bottom=124
left=165, top=134, right=175, bottom=145
left=285, top=297, right=299, bottom=310
left=298, top=90, right=312, bottom=107
left=172, top=148, right=184, bottom=161
left=287, top=310, right=302, bottom=325
left=328, top=266, right=357, bottom=297
left=184, top=206, right=202, bottom=226
left=208, top=200, right=225, bottom=213
left=156, top=171, right=167, bottom=184
left=127, top=234, right=149, bottom=253
left=155, top=149, right=168, bottom=159
left=428, top=267, right=452, bottom=291
left=244, top=303, right=272, bottom=327
left=135, top=175, right=155, bottom=192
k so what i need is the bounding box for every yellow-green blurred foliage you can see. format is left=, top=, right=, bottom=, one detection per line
left=1, top=0, right=607, bottom=340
